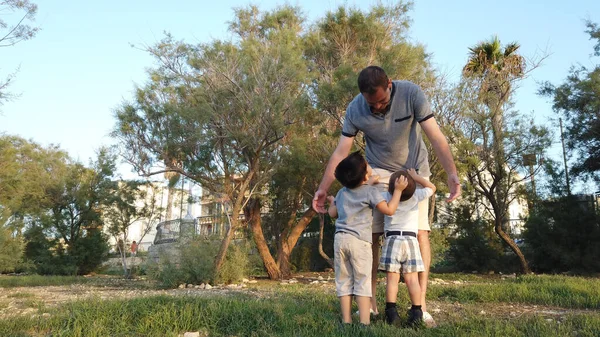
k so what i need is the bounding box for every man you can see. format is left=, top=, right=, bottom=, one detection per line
left=313, top=66, right=461, bottom=327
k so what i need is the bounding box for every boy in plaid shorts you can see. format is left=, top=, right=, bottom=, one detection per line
left=327, top=151, right=405, bottom=325
left=379, top=168, right=436, bottom=328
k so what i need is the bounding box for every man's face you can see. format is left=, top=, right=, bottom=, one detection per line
left=363, top=81, right=392, bottom=114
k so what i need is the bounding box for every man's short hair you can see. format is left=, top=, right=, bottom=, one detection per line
left=358, top=66, right=389, bottom=94
left=388, top=170, right=416, bottom=201
left=335, top=151, right=367, bottom=189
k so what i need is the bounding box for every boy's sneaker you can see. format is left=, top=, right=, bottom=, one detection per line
left=406, top=307, right=424, bottom=329
left=384, top=306, right=402, bottom=327
left=423, top=311, right=437, bottom=328
left=354, top=308, right=378, bottom=317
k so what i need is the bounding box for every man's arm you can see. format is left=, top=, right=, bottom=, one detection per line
left=312, top=135, right=354, bottom=213
left=419, top=118, right=461, bottom=202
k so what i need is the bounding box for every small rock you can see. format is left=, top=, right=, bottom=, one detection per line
left=510, top=312, right=517, bottom=317
left=320, top=280, right=328, bottom=284
left=205, top=284, right=213, bottom=290
left=200, top=283, right=206, bottom=289
left=42, top=313, right=51, bottom=318
left=488, top=271, right=495, bottom=275
left=178, top=284, right=186, bottom=289
left=183, top=332, right=200, bottom=337
left=310, top=280, right=320, bottom=284
left=194, top=285, right=201, bottom=289
left=452, top=280, right=462, bottom=284
left=242, top=278, right=250, bottom=283
left=280, top=282, right=289, bottom=285
left=479, top=310, right=486, bottom=315
left=288, top=279, right=298, bottom=284
left=432, top=308, right=441, bottom=314
left=226, top=284, right=240, bottom=289
left=546, top=319, right=554, bottom=323
left=186, top=284, right=194, bottom=288
left=247, top=280, right=258, bottom=284
left=434, top=278, right=445, bottom=283
left=318, top=276, right=324, bottom=280
left=241, top=283, right=247, bottom=288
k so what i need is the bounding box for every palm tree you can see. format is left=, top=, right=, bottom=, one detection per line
left=462, top=36, right=531, bottom=274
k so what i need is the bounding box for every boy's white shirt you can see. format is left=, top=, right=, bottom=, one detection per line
left=383, top=187, right=434, bottom=232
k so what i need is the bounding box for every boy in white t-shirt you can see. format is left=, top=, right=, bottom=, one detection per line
left=379, top=168, right=436, bottom=328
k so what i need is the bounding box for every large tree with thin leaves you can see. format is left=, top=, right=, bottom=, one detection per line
left=539, top=21, right=600, bottom=183
left=462, top=36, right=543, bottom=274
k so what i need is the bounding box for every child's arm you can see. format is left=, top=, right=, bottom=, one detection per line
left=375, top=175, right=407, bottom=215
left=408, top=168, right=436, bottom=193
left=327, top=195, right=338, bottom=218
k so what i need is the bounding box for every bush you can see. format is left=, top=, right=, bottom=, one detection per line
left=24, top=226, right=110, bottom=275
left=147, top=238, right=256, bottom=288
left=0, top=228, right=24, bottom=273
left=524, top=195, right=600, bottom=273
left=446, top=205, right=516, bottom=273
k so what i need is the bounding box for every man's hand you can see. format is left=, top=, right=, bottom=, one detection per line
left=446, top=174, right=461, bottom=202
left=313, top=189, right=328, bottom=213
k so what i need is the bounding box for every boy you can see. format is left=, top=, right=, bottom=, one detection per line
left=327, top=151, right=406, bottom=325
left=379, top=168, right=436, bottom=328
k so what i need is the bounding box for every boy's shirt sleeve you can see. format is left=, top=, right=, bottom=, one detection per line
left=414, top=187, right=434, bottom=202
left=368, top=186, right=386, bottom=207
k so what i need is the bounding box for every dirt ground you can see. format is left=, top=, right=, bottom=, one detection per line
left=0, top=273, right=594, bottom=324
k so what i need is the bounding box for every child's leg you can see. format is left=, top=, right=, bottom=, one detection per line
left=339, top=295, right=352, bottom=324
left=385, top=272, right=400, bottom=303
left=403, top=272, right=422, bottom=305
left=355, top=296, right=371, bottom=325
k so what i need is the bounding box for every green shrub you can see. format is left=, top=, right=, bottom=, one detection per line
left=23, top=226, right=109, bottom=275
left=524, top=195, right=600, bottom=273
left=147, top=238, right=255, bottom=287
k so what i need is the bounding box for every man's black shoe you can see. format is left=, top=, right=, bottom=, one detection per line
left=385, top=306, right=402, bottom=327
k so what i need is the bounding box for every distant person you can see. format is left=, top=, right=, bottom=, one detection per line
left=313, top=66, right=461, bottom=326
left=326, top=151, right=405, bottom=325
left=379, top=169, right=436, bottom=328
left=131, top=240, right=138, bottom=256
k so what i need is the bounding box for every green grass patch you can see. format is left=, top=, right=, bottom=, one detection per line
left=0, top=275, right=90, bottom=288
left=428, top=274, right=600, bottom=308
left=0, top=291, right=598, bottom=337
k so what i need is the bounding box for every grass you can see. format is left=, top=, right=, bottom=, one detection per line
left=0, top=275, right=90, bottom=288
left=426, top=274, right=600, bottom=309
left=0, top=274, right=598, bottom=336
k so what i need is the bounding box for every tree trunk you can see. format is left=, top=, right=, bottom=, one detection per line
left=428, top=194, right=436, bottom=226
left=318, top=214, right=334, bottom=268
left=276, top=207, right=316, bottom=278
left=213, top=220, right=237, bottom=275
left=246, top=198, right=282, bottom=280
left=494, top=218, right=530, bottom=274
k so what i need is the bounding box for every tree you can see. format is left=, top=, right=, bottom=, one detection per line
left=1, top=0, right=39, bottom=105
left=114, top=5, right=314, bottom=279
left=461, top=37, right=549, bottom=273
left=0, top=135, right=68, bottom=233
left=103, top=180, right=161, bottom=277
left=539, top=21, right=600, bottom=182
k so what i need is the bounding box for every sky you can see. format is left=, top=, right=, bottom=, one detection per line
left=2, top=0, right=599, bottom=192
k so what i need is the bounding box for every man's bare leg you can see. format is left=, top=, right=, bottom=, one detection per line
left=417, top=230, right=431, bottom=313
left=371, top=233, right=382, bottom=314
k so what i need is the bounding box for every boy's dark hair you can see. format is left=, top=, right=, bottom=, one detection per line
left=358, top=66, right=389, bottom=95
left=335, top=151, right=367, bottom=189
left=388, top=170, right=416, bottom=201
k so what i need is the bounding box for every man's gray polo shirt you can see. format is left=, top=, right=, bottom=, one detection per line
left=342, top=80, right=433, bottom=177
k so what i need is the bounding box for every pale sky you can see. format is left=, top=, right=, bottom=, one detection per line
left=2, top=0, right=599, bottom=191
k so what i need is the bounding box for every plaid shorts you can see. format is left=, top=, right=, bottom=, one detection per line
left=378, top=235, right=424, bottom=274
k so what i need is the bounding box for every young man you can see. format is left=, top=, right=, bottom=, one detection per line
left=380, top=169, right=436, bottom=328
left=327, top=151, right=404, bottom=325
left=313, top=66, right=461, bottom=325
